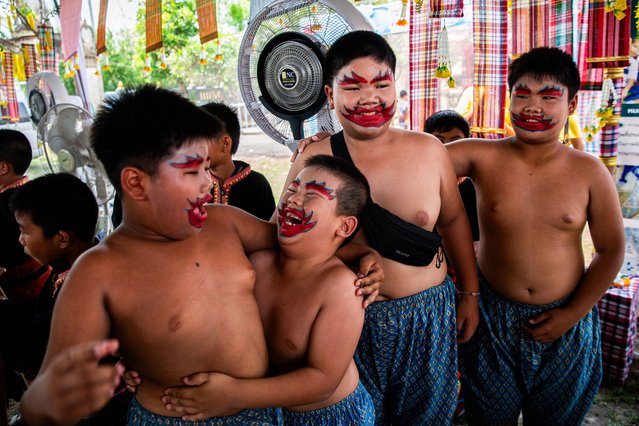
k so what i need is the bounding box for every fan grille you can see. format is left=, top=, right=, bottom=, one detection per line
left=263, top=41, right=323, bottom=112
left=239, top=0, right=371, bottom=144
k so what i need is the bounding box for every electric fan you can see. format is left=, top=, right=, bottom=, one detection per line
left=238, top=0, right=372, bottom=149
left=36, top=104, right=115, bottom=237
left=26, top=71, right=82, bottom=126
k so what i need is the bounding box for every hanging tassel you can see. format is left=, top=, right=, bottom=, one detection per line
left=102, top=52, right=111, bottom=70
left=13, top=53, right=26, bottom=81
left=95, top=56, right=101, bottom=76
left=159, top=48, right=168, bottom=69
left=415, top=0, right=424, bottom=13
left=595, top=78, right=618, bottom=125
left=435, top=26, right=455, bottom=88
left=199, top=47, right=208, bottom=65
left=73, top=54, right=80, bottom=70
left=44, top=29, right=53, bottom=52
left=143, top=54, right=152, bottom=72
left=26, top=11, right=37, bottom=32
left=397, top=0, right=408, bottom=26
left=7, top=16, right=13, bottom=33
left=63, top=60, right=75, bottom=79
left=636, top=2, right=639, bottom=35
left=214, top=39, right=223, bottom=61
left=605, top=0, right=628, bottom=19
left=310, top=5, right=322, bottom=31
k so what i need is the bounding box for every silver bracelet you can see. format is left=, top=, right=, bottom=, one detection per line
left=457, top=290, right=480, bottom=296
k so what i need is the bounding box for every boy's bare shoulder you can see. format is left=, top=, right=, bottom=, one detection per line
left=316, top=259, right=359, bottom=300
left=563, top=148, right=611, bottom=179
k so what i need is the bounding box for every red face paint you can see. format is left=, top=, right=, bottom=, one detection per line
left=337, top=71, right=369, bottom=86
left=341, top=102, right=396, bottom=128
left=511, top=113, right=557, bottom=132
left=512, top=86, right=531, bottom=96
left=370, top=71, right=393, bottom=84
left=186, top=194, right=213, bottom=228
left=170, top=155, right=204, bottom=169
left=305, top=180, right=336, bottom=200
left=538, top=86, right=564, bottom=98
left=277, top=206, right=316, bottom=238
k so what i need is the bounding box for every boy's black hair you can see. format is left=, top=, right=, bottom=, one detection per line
left=91, top=85, right=222, bottom=193
left=324, top=31, right=396, bottom=86
left=508, top=47, right=581, bottom=101
left=0, top=129, right=32, bottom=175
left=424, top=110, right=470, bottom=138
left=304, top=154, right=370, bottom=222
left=10, top=173, right=98, bottom=242
left=201, top=102, right=241, bottom=155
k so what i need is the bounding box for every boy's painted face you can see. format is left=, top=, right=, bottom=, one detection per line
left=432, top=128, right=466, bottom=144
left=325, top=57, right=396, bottom=135
left=15, top=212, right=61, bottom=266
left=509, top=75, right=576, bottom=140
left=277, top=167, right=339, bottom=239
left=148, top=140, right=213, bottom=236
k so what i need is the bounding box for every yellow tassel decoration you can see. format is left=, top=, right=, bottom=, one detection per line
left=199, top=48, right=208, bottom=65
left=102, top=53, right=111, bottom=70
left=159, top=48, right=167, bottom=69
left=415, top=0, right=424, bottom=13
left=397, top=0, right=408, bottom=26
left=143, top=54, right=152, bottom=72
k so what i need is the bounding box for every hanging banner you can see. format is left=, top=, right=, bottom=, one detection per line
left=196, top=0, right=218, bottom=44
left=2, top=53, right=19, bottom=122
left=22, top=44, right=39, bottom=79
left=587, top=0, right=630, bottom=69
left=96, top=0, right=109, bottom=55
left=146, top=0, right=163, bottom=53
left=471, top=0, right=508, bottom=138
left=59, top=0, right=83, bottom=60
left=511, top=0, right=548, bottom=57
left=409, top=0, right=441, bottom=130
left=37, top=25, right=58, bottom=72
left=429, top=0, right=464, bottom=18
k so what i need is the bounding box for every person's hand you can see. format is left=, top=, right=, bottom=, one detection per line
left=456, top=294, right=479, bottom=343
left=523, top=307, right=577, bottom=343
left=122, top=365, right=142, bottom=393
left=21, top=340, right=124, bottom=426
left=289, top=131, right=332, bottom=162
left=355, top=251, right=384, bottom=308
left=163, top=372, right=237, bottom=421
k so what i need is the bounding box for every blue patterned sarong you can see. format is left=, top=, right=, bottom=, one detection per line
left=127, top=397, right=282, bottom=425
left=282, top=381, right=375, bottom=425
left=355, top=276, right=458, bottom=425
left=459, top=268, right=601, bottom=425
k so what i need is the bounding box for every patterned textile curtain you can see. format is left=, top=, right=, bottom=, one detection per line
left=429, top=0, right=464, bottom=18
left=549, top=0, right=573, bottom=52
left=471, top=0, right=508, bottom=138
left=22, top=44, right=39, bottom=79
left=587, top=0, right=630, bottom=166
left=196, top=0, right=218, bottom=44
left=146, top=0, right=163, bottom=53
left=409, top=0, right=441, bottom=131
left=511, top=0, right=548, bottom=57
left=1, top=52, right=19, bottom=122
left=37, top=25, right=58, bottom=72
left=96, top=0, right=108, bottom=55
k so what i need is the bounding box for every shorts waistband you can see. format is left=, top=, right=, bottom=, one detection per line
left=368, top=275, right=454, bottom=312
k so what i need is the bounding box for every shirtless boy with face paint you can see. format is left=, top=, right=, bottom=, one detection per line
left=159, top=155, right=375, bottom=424
left=29, top=86, right=283, bottom=425
left=447, top=47, right=625, bottom=425
left=290, top=31, right=479, bottom=425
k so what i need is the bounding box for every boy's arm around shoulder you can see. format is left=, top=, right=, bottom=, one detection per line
left=205, top=204, right=277, bottom=254
left=445, top=138, right=493, bottom=179
left=163, top=265, right=364, bottom=419
left=40, top=246, right=112, bottom=371
left=526, top=157, right=625, bottom=342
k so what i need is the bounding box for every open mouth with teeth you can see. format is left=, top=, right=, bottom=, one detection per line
left=511, top=113, right=556, bottom=132
left=342, top=102, right=396, bottom=128
left=186, top=194, right=213, bottom=228
left=277, top=205, right=316, bottom=237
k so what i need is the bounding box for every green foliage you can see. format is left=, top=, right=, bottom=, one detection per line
left=228, top=2, right=249, bottom=33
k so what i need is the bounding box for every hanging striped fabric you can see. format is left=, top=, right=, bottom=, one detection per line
left=196, top=0, right=218, bottom=44
left=2, top=52, right=19, bottom=122
left=409, top=0, right=441, bottom=131
left=471, top=0, right=508, bottom=138
left=549, top=0, right=573, bottom=52
left=37, top=25, right=58, bottom=72
left=96, top=0, right=109, bottom=55
left=511, top=0, right=548, bottom=57
left=429, top=0, right=464, bottom=18
left=22, top=44, right=39, bottom=79
left=146, top=0, right=163, bottom=53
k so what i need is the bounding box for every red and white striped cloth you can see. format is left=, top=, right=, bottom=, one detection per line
left=428, top=0, right=464, bottom=18
left=471, top=0, right=507, bottom=139
left=37, top=25, right=58, bottom=72
left=511, top=0, right=548, bottom=57
left=1, top=53, right=19, bottom=122
left=22, top=44, right=39, bottom=80
left=409, top=1, right=441, bottom=132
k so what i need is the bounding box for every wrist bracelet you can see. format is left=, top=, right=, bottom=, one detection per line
left=457, top=290, right=480, bottom=296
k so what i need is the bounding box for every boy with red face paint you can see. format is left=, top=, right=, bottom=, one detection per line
left=291, top=31, right=479, bottom=425
left=157, top=155, right=375, bottom=424
left=447, top=47, right=625, bottom=425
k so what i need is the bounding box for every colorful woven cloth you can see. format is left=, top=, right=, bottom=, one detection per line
left=429, top=0, right=464, bottom=18
left=37, top=25, right=58, bottom=72
left=599, top=74, right=624, bottom=165
left=587, top=0, right=630, bottom=69
left=196, top=0, right=218, bottom=44
left=22, top=44, right=39, bottom=79
left=96, top=0, right=108, bottom=55
left=471, top=0, right=507, bottom=138
left=549, top=0, right=573, bottom=53
left=409, top=1, right=441, bottom=131
left=1, top=52, right=19, bottom=122
left=598, top=277, right=639, bottom=384
left=145, top=0, right=163, bottom=53
left=511, top=0, right=548, bottom=57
